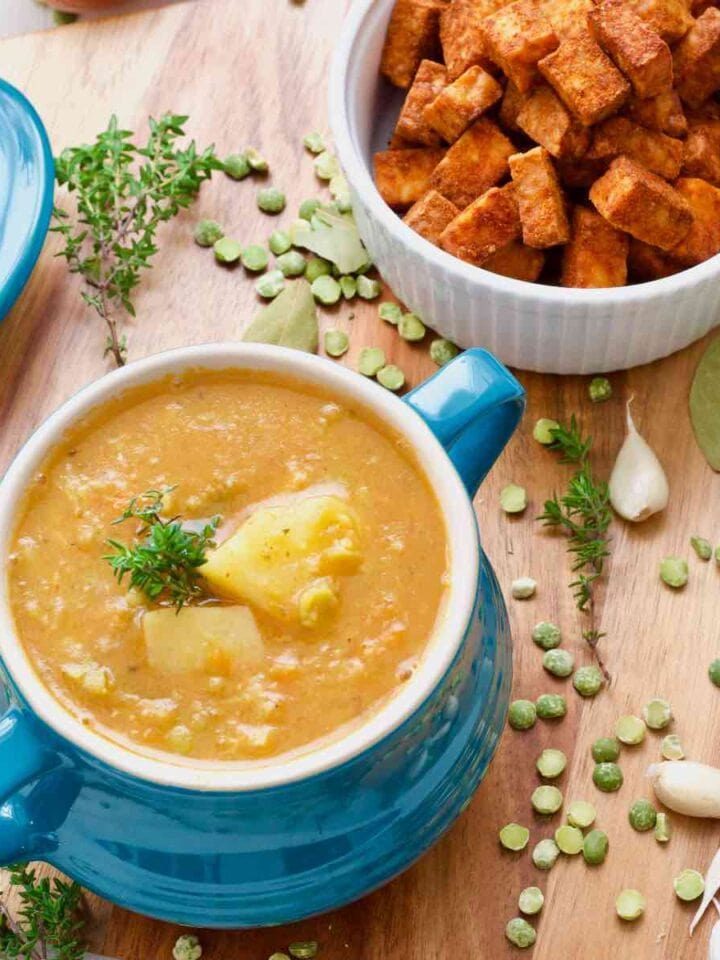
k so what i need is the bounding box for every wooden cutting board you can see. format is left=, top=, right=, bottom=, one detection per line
left=1, top=2, right=719, bottom=957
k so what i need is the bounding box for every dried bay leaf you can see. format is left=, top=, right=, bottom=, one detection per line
left=242, top=279, right=318, bottom=353
left=291, top=208, right=368, bottom=274
left=690, top=336, right=720, bottom=471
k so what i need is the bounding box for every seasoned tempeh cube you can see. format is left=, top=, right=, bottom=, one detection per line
left=381, top=0, right=446, bottom=89
left=589, top=155, right=692, bottom=249
left=393, top=60, right=449, bottom=146
left=403, top=189, right=461, bottom=244
left=623, top=0, right=693, bottom=43
left=499, top=82, right=526, bottom=132
left=374, top=147, right=446, bottom=207
left=683, top=124, right=720, bottom=184
left=483, top=240, right=546, bottom=279
left=561, top=206, right=629, bottom=287
left=440, top=0, right=502, bottom=79
left=557, top=155, right=608, bottom=187
left=424, top=65, right=503, bottom=142
left=439, top=183, right=521, bottom=263
left=587, top=117, right=683, bottom=180
left=673, top=8, right=720, bottom=109
left=508, top=147, right=570, bottom=247
left=669, top=177, right=720, bottom=265
left=480, top=0, right=559, bottom=93
left=538, top=34, right=631, bottom=126
left=516, top=85, right=590, bottom=159
left=590, top=0, right=672, bottom=99
left=628, top=238, right=682, bottom=279
left=430, top=118, right=515, bottom=207
left=539, top=0, right=595, bottom=41
left=624, top=91, right=687, bottom=138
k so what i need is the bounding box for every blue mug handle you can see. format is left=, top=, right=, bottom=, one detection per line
left=0, top=708, right=58, bottom=863
left=405, top=349, right=525, bottom=498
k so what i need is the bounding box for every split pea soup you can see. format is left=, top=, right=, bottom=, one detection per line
left=7, top=370, right=449, bottom=762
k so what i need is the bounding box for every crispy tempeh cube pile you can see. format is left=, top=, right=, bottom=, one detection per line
left=375, top=0, right=720, bottom=287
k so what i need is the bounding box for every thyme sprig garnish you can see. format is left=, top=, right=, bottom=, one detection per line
left=583, top=629, right=611, bottom=684
left=0, top=864, right=85, bottom=960
left=51, top=114, right=222, bottom=366
left=103, top=487, right=220, bottom=611
left=538, top=416, right=612, bottom=611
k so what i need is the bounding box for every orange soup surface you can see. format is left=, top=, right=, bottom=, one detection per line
left=8, top=370, right=448, bottom=762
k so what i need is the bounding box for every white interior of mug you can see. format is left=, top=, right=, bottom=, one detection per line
left=0, top=344, right=480, bottom=791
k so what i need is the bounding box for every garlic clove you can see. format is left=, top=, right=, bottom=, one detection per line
left=648, top=761, right=720, bottom=819
left=609, top=402, right=669, bottom=522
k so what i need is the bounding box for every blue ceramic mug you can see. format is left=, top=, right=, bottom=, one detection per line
left=0, top=343, right=524, bottom=926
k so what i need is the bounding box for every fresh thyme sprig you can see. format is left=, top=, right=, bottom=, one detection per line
left=538, top=417, right=612, bottom=611
left=0, top=864, right=85, bottom=960
left=103, top=487, right=220, bottom=610
left=583, top=629, right=611, bottom=684
left=51, top=114, right=222, bottom=366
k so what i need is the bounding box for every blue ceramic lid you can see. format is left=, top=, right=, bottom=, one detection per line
left=0, top=78, right=54, bottom=322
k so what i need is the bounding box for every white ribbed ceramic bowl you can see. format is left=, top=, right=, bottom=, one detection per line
left=329, top=0, right=720, bottom=374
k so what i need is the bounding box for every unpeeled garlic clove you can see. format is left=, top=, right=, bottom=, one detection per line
left=609, top=403, right=669, bottom=522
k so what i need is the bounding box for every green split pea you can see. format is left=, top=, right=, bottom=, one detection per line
left=241, top=245, right=269, bottom=272
left=554, top=824, right=584, bottom=855
left=276, top=251, right=306, bottom=277
left=398, top=313, right=426, bottom=341
left=532, top=838, right=560, bottom=870
left=536, top=693, right=566, bottom=719
left=499, top=822, right=530, bottom=851
left=505, top=917, right=536, bottom=949
left=615, top=889, right=645, bottom=921
left=288, top=943, right=318, bottom=960
left=531, top=785, right=563, bottom=815
left=591, top=737, right=620, bottom=763
left=508, top=700, right=536, bottom=731
left=532, top=622, right=561, bottom=650
left=430, top=338, right=459, bottom=366
left=377, top=365, right=405, bottom=391
left=661, top=734, right=684, bottom=760
left=213, top=237, right=242, bottom=265
left=194, top=219, right=223, bottom=247
left=567, top=800, right=596, bottom=829
left=269, top=230, right=292, bottom=256
left=543, top=648, right=574, bottom=678
left=643, top=698, right=672, bottom=730
left=255, top=270, right=285, bottom=299
left=628, top=798, right=657, bottom=832
left=660, top=556, right=689, bottom=588
left=324, top=329, right=349, bottom=358
left=674, top=869, right=705, bottom=901
left=518, top=887, right=544, bottom=916
left=223, top=153, right=251, bottom=180
left=572, top=665, right=604, bottom=697
left=593, top=762, right=623, bottom=793
left=616, top=715, right=646, bottom=745
left=257, top=188, right=286, bottom=215
left=500, top=483, right=528, bottom=514
left=582, top=829, right=609, bottom=865
left=311, top=275, right=342, bottom=306
left=536, top=748, right=567, bottom=779
left=358, top=347, right=386, bottom=377
left=533, top=418, right=559, bottom=445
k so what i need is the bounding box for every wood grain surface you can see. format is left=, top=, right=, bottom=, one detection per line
left=1, top=2, right=719, bottom=958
